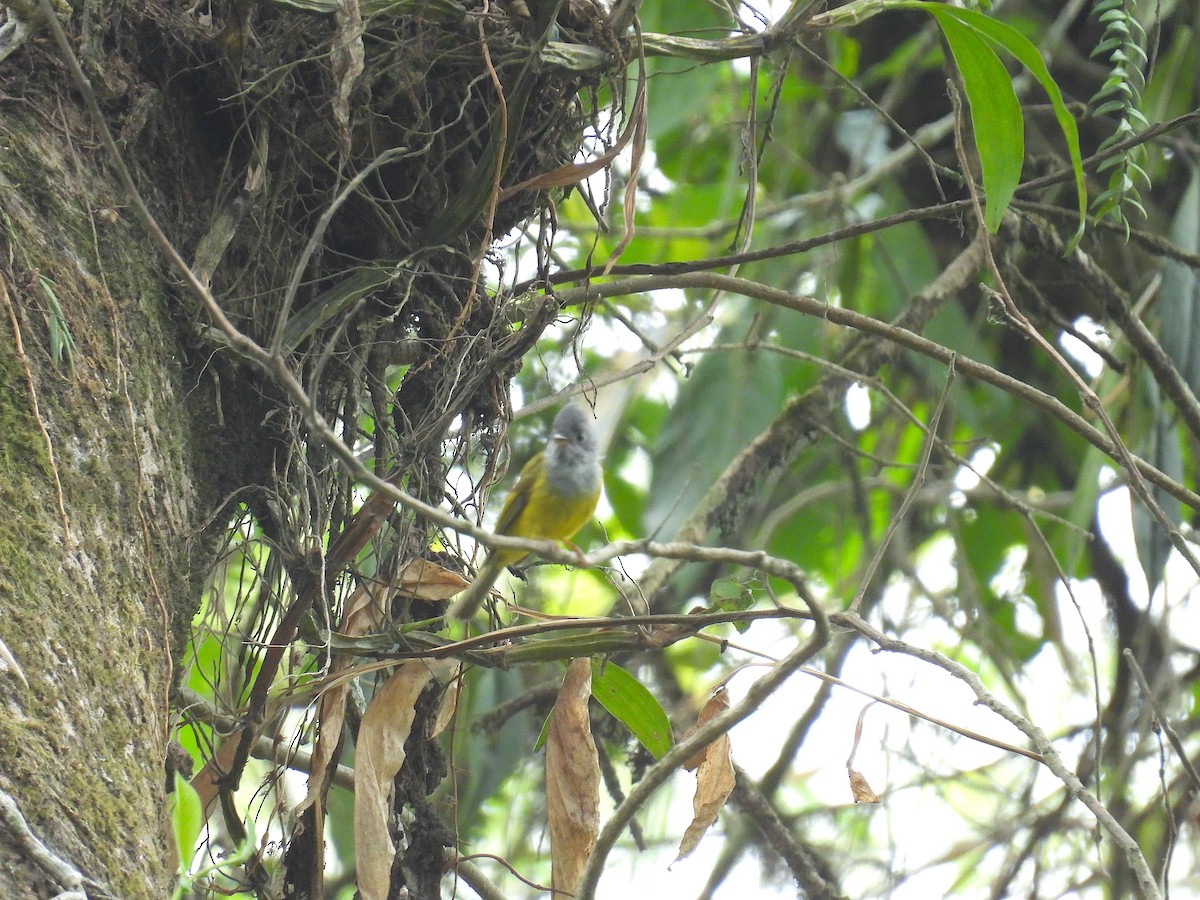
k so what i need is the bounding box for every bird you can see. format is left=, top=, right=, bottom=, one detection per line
left=447, top=404, right=602, bottom=621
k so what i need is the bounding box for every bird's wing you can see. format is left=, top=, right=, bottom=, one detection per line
left=493, top=452, right=542, bottom=536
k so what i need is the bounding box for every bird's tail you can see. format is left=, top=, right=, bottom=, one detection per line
left=446, top=558, right=504, bottom=621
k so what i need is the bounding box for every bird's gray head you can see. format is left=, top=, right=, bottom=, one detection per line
left=545, top=404, right=601, bottom=496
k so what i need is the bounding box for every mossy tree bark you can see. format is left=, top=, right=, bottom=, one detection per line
left=0, top=96, right=240, bottom=897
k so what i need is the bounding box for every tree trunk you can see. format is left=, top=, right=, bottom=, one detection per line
left=0, top=84, right=237, bottom=900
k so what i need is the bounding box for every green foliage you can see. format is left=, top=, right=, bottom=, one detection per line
left=637, top=1, right=734, bottom=139
left=171, top=774, right=203, bottom=889
left=932, top=11, right=1024, bottom=231
left=590, top=660, right=674, bottom=758
left=171, top=774, right=256, bottom=899
left=36, top=275, right=75, bottom=374
left=1088, top=0, right=1151, bottom=236
left=1134, top=166, right=1200, bottom=591
left=909, top=2, right=1087, bottom=240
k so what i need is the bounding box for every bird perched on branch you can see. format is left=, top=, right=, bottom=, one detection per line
left=448, top=404, right=602, bottom=621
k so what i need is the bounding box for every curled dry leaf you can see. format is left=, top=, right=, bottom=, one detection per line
left=547, top=658, right=600, bottom=896
left=676, top=689, right=735, bottom=863
left=341, top=582, right=389, bottom=637
left=354, top=661, right=438, bottom=900
left=848, top=768, right=881, bottom=804
left=393, top=557, right=469, bottom=603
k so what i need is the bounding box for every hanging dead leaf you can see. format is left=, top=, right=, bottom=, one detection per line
left=675, top=689, right=735, bottom=863
left=297, top=583, right=389, bottom=817
left=682, top=687, right=730, bottom=772
left=547, top=658, right=600, bottom=896
left=354, top=662, right=436, bottom=900
left=848, top=768, right=881, bottom=804
left=393, top=557, right=470, bottom=603
left=343, top=582, right=389, bottom=636
left=601, top=29, right=648, bottom=275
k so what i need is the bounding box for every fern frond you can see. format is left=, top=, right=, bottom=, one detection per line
left=1088, top=0, right=1150, bottom=238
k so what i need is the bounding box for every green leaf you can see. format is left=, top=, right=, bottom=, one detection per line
left=590, top=660, right=674, bottom=760
left=905, top=3, right=1087, bottom=246
left=930, top=12, right=1023, bottom=232
left=646, top=336, right=788, bottom=542
left=708, top=576, right=756, bottom=633
left=171, top=772, right=204, bottom=875
left=37, top=275, right=76, bottom=374
left=1093, top=99, right=1132, bottom=118
left=1061, top=443, right=1107, bottom=578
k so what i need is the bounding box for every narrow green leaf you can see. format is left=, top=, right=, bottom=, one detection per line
left=1062, top=444, right=1107, bottom=577
left=928, top=12, right=1022, bottom=232
left=590, top=660, right=674, bottom=760
left=1093, top=99, right=1131, bottom=118
left=533, top=708, right=553, bottom=753
left=171, top=772, right=204, bottom=874
left=37, top=275, right=76, bottom=373
left=906, top=3, right=1087, bottom=246
left=1091, top=38, right=1124, bottom=57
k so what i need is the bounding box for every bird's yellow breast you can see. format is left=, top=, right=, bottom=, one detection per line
left=490, top=451, right=601, bottom=568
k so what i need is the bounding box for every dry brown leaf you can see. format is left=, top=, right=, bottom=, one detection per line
left=601, top=29, right=648, bottom=275
left=297, top=681, right=351, bottom=816
left=682, top=687, right=729, bottom=772
left=393, top=558, right=470, bottom=603
left=342, top=581, right=389, bottom=637
left=354, top=662, right=436, bottom=900
left=675, top=689, right=735, bottom=862
left=848, top=768, right=881, bottom=804
left=300, top=565, right=458, bottom=821
left=297, top=583, right=388, bottom=815
left=547, top=658, right=600, bottom=896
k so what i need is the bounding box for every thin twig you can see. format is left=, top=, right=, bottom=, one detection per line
left=849, top=356, right=955, bottom=611
left=837, top=612, right=1162, bottom=900
left=1124, top=649, right=1200, bottom=799
left=575, top=582, right=830, bottom=899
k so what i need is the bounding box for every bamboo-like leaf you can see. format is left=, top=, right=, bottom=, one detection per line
left=908, top=3, right=1087, bottom=245
left=38, top=275, right=75, bottom=373
left=930, top=13, right=1022, bottom=232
